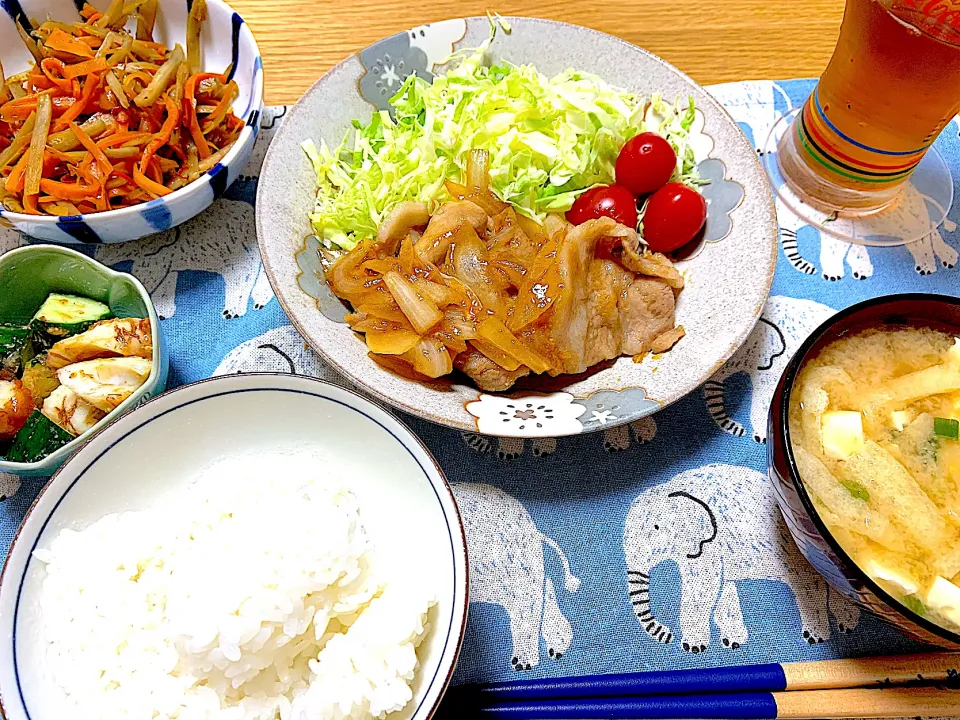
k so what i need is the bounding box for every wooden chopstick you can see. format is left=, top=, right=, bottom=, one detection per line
left=446, top=652, right=960, bottom=705
left=783, top=651, right=960, bottom=690
left=451, top=687, right=960, bottom=718
left=775, top=686, right=960, bottom=718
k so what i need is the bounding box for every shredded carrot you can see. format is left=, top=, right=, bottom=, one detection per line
left=21, top=192, right=39, bottom=214
left=139, top=94, right=179, bottom=174
left=52, top=72, right=99, bottom=131
left=0, top=92, right=58, bottom=122
left=62, top=58, right=108, bottom=81
left=45, top=146, right=79, bottom=164
left=45, top=28, right=96, bottom=59
left=51, top=97, right=78, bottom=116
left=4, top=150, right=29, bottom=193
left=94, top=186, right=108, bottom=211
left=39, top=178, right=99, bottom=201
left=202, top=81, right=237, bottom=134
left=133, top=164, right=170, bottom=196
left=183, top=73, right=219, bottom=159
left=28, top=68, right=54, bottom=93
left=96, top=131, right=151, bottom=148
left=69, top=120, right=112, bottom=176
left=40, top=59, right=74, bottom=94
left=146, top=155, right=163, bottom=183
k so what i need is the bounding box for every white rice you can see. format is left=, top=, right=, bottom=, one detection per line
left=34, top=458, right=435, bottom=720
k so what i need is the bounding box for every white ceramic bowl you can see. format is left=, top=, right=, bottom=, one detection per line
left=257, top=16, right=777, bottom=438
left=0, top=374, right=469, bottom=720
left=0, top=0, right=263, bottom=243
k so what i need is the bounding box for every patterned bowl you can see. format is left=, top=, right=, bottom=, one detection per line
left=767, top=293, right=960, bottom=649
left=0, top=374, right=468, bottom=720
left=257, top=17, right=778, bottom=437
left=0, top=245, right=169, bottom=476
left=0, top=0, right=263, bottom=244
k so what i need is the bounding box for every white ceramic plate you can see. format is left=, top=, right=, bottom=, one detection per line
left=0, top=374, right=468, bottom=720
left=256, top=17, right=777, bottom=437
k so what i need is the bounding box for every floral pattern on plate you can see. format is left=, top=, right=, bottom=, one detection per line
left=573, top=388, right=660, bottom=432
left=466, top=393, right=587, bottom=436
left=700, top=158, right=745, bottom=243
left=358, top=20, right=468, bottom=110
left=296, top=236, right=348, bottom=323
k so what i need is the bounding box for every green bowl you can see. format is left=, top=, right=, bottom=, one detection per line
left=0, top=245, right=168, bottom=477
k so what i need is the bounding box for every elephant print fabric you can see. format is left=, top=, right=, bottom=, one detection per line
left=704, top=295, right=835, bottom=444
left=624, top=464, right=861, bottom=653
left=452, top=483, right=581, bottom=672
left=94, top=106, right=289, bottom=321
left=2, top=83, right=958, bottom=690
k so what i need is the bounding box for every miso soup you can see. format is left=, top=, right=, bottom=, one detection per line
left=789, top=327, right=960, bottom=634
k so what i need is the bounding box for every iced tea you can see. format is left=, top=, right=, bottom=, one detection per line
left=777, top=0, right=960, bottom=211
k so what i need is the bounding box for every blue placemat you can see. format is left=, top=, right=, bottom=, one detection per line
left=2, top=79, right=958, bottom=690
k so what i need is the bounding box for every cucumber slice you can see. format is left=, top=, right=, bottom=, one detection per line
left=6, top=410, right=74, bottom=463
left=31, top=294, right=112, bottom=338
left=0, top=323, right=31, bottom=375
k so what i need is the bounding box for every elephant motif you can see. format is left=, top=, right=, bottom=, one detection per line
left=96, top=195, right=274, bottom=320
left=359, top=20, right=466, bottom=110
left=704, top=295, right=835, bottom=444
left=623, top=463, right=861, bottom=653
left=778, top=192, right=959, bottom=280
left=213, top=325, right=343, bottom=384
left=461, top=433, right=557, bottom=460
left=238, top=105, right=289, bottom=181
left=707, top=80, right=792, bottom=153
left=460, top=417, right=657, bottom=459
left=407, top=20, right=467, bottom=69
left=0, top=223, right=20, bottom=254
left=776, top=197, right=875, bottom=281
left=0, top=472, right=20, bottom=501
left=452, top=482, right=581, bottom=671
left=601, top=417, right=658, bottom=452
left=239, top=106, right=288, bottom=180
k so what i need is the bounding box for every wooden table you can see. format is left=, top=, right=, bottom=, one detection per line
left=228, top=0, right=846, bottom=107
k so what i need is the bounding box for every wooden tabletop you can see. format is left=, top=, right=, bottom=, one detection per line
left=228, top=0, right=846, bottom=107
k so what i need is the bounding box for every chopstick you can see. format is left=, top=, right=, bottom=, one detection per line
left=448, top=652, right=960, bottom=703
left=440, top=652, right=960, bottom=719
left=450, top=687, right=960, bottom=718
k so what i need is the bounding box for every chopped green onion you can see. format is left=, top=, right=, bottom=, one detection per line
left=902, top=595, right=926, bottom=617
left=933, top=417, right=959, bottom=440
left=839, top=479, right=869, bottom=502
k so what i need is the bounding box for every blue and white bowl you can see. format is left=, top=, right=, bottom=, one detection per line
left=0, top=0, right=263, bottom=244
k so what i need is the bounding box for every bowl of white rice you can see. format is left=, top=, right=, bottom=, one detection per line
left=0, top=374, right=468, bottom=720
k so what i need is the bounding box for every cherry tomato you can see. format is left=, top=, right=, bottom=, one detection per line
left=566, top=185, right=638, bottom=228
left=615, top=132, right=677, bottom=196
left=643, top=182, right=707, bottom=252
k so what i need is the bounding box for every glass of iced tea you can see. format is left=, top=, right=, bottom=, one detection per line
left=764, top=0, right=960, bottom=245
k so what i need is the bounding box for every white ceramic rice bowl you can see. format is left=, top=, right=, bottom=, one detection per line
left=0, top=374, right=468, bottom=720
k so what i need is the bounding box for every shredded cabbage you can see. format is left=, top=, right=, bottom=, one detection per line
left=303, top=41, right=701, bottom=250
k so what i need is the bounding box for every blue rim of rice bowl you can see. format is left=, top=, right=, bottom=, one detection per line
left=12, top=386, right=459, bottom=720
